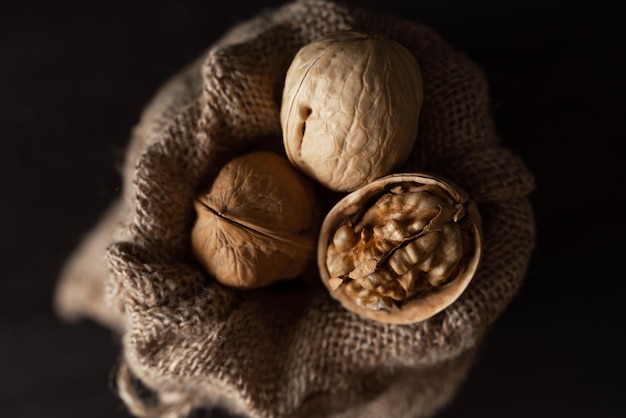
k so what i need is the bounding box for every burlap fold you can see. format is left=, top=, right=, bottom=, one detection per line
left=54, top=1, right=535, bottom=417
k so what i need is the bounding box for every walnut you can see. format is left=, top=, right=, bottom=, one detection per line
left=317, top=173, right=482, bottom=324
left=280, top=30, right=423, bottom=192
left=191, top=151, right=319, bottom=289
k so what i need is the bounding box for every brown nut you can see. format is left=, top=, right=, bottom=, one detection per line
left=191, top=151, right=319, bottom=289
left=280, top=30, right=423, bottom=192
left=317, top=173, right=482, bottom=324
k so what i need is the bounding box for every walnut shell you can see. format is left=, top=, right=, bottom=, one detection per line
left=191, top=151, right=319, bottom=289
left=317, top=173, right=482, bottom=324
left=280, top=30, right=423, bottom=192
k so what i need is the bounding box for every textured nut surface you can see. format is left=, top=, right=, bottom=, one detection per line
left=318, top=173, right=482, bottom=324
left=281, top=30, right=423, bottom=192
left=191, top=151, right=319, bottom=289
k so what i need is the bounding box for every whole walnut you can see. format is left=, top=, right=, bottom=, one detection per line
left=191, top=151, right=320, bottom=289
left=280, top=30, right=423, bottom=192
left=318, top=173, right=482, bottom=324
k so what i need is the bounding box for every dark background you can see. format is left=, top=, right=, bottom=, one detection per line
left=1, top=1, right=624, bottom=417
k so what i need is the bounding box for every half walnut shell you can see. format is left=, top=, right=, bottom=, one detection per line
left=317, top=173, right=482, bottom=324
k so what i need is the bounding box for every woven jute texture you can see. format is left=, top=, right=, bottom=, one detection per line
left=54, top=1, right=536, bottom=417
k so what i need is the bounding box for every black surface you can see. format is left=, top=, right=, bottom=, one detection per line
left=1, top=1, right=624, bottom=417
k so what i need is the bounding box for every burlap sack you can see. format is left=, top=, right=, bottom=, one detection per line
left=54, top=1, right=536, bottom=417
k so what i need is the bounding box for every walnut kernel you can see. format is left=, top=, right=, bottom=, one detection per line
left=318, top=173, right=482, bottom=324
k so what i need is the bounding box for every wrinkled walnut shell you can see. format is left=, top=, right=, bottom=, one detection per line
left=317, top=173, right=482, bottom=324
left=192, top=151, right=319, bottom=289
left=281, top=30, right=423, bottom=192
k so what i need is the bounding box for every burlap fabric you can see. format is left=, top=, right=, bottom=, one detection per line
left=54, top=1, right=536, bottom=417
